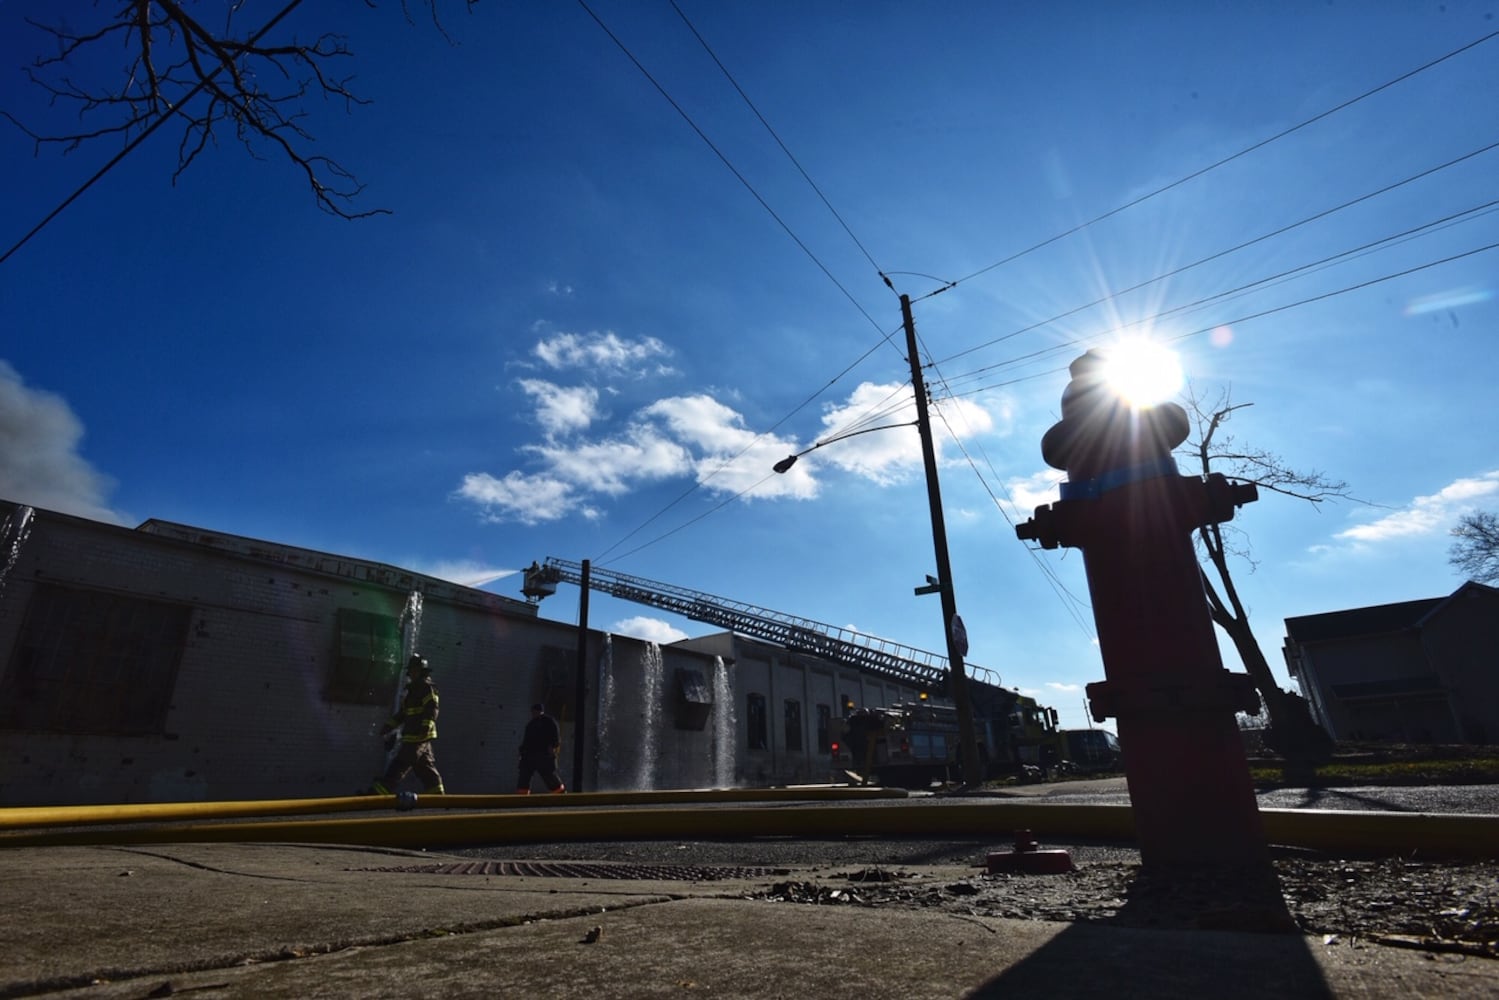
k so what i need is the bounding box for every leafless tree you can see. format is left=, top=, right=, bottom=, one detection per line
left=1449, top=510, right=1499, bottom=584
left=1183, top=385, right=1350, bottom=753
left=4, top=1, right=474, bottom=220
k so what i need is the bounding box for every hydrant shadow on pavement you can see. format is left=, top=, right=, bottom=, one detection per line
left=968, top=864, right=1333, bottom=999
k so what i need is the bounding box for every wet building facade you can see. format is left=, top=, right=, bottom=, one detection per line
left=0, top=500, right=923, bottom=805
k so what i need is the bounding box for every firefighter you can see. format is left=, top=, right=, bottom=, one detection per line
left=515, top=702, right=566, bottom=794
left=370, top=655, right=445, bottom=796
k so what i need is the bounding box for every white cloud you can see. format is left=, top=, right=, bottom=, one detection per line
left=998, top=469, right=1065, bottom=523
left=455, top=471, right=595, bottom=525
left=611, top=615, right=689, bottom=644
left=455, top=361, right=1004, bottom=524
left=529, top=427, right=692, bottom=496
left=1046, top=681, right=1083, bottom=693
left=1334, top=471, right=1499, bottom=544
left=0, top=361, right=124, bottom=524
left=532, top=330, right=674, bottom=376
left=519, top=379, right=599, bottom=437
left=804, top=382, right=997, bottom=486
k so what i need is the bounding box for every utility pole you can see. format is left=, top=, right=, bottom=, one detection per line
left=572, top=559, right=591, bottom=792
left=901, top=294, right=984, bottom=787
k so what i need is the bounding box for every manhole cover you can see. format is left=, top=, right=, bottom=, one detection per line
left=359, top=860, right=791, bottom=881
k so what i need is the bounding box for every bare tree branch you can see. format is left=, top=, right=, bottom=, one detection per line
left=1449, top=510, right=1499, bottom=583
left=5, top=2, right=477, bottom=220
left=1179, top=382, right=1355, bottom=757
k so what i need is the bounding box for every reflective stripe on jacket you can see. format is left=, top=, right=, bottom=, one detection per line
left=389, top=677, right=439, bottom=742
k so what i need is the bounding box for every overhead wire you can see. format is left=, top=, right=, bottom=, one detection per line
left=589, top=13, right=1496, bottom=582
left=668, top=0, right=888, bottom=282
left=932, top=138, right=1499, bottom=369
left=916, top=28, right=1499, bottom=303
left=579, top=0, right=918, bottom=564
left=575, top=0, right=888, bottom=339
left=935, top=195, right=1499, bottom=396
left=931, top=238, right=1499, bottom=405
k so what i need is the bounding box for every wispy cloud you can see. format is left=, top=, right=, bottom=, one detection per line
left=0, top=361, right=124, bottom=524
left=456, top=471, right=596, bottom=526
left=1334, top=471, right=1499, bottom=544
left=533, top=330, right=674, bottom=377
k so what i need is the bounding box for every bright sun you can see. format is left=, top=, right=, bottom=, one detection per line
left=1098, top=338, right=1184, bottom=407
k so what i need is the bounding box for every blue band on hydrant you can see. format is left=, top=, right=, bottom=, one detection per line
left=1060, top=455, right=1180, bottom=501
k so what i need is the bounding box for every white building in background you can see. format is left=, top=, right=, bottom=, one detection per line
left=0, top=499, right=922, bottom=806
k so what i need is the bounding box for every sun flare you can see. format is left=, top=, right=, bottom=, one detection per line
left=1098, top=338, right=1184, bottom=407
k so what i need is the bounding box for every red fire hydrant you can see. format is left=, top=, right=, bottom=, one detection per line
left=1016, top=350, right=1268, bottom=869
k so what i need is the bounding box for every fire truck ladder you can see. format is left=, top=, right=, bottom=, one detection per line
left=523, top=557, right=999, bottom=693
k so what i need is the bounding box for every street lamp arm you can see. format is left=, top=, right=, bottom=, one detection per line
left=772, top=420, right=917, bottom=473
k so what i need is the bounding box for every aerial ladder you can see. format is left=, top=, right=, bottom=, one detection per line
left=520, top=556, right=1003, bottom=695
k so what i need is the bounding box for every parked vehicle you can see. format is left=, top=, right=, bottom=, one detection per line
left=830, top=692, right=1068, bottom=787
left=1059, top=728, right=1123, bottom=773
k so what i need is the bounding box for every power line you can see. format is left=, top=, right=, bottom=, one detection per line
left=930, top=139, right=1499, bottom=373
left=934, top=239, right=1499, bottom=404
left=668, top=0, right=888, bottom=282
left=576, top=0, right=888, bottom=338
left=919, top=28, right=1499, bottom=303
left=937, top=198, right=1499, bottom=397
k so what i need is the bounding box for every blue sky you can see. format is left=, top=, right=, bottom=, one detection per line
left=2, top=2, right=1496, bottom=731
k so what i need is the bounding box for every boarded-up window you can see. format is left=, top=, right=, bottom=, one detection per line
left=328, top=608, right=401, bottom=705
left=0, top=583, right=191, bottom=735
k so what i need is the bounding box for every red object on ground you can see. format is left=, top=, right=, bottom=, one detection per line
left=985, top=829, right=1074, bottom=875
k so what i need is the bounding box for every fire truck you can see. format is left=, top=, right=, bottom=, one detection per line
left=830, top=690, right=1066, bottom=787
left=831, top=700, right=960, bottom=788
left=523, top=557, right=1064, bottom=786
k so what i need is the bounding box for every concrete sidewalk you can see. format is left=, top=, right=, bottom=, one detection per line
left=2, top=842, right=1493, bottom=999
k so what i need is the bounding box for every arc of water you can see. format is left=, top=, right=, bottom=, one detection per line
left=597, top=635, right=616, bottom=789
left=0, top=505, right=35, bottom=598
left=712, top=656, right=737, bottom=788
left=635, top=641, right=663, bottom=791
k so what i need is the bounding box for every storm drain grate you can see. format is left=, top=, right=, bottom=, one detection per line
left=359, top=860, right=792, bottom=881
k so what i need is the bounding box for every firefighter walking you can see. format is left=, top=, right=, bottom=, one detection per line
left=516, top=702, right=566, bottom=794
left=370, top=654, right=445, bottom=796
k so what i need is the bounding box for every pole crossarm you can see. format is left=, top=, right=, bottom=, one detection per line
left=537, top=557, right=1000, bottom=693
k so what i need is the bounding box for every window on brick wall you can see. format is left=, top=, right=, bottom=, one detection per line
left=746, top=693, right=767, bottom=750
left=784, top=698, right=803, bottom=751
left=327, top=608, right=402, bottom=705
left=0, top=583, right=192, bottom=736
left=816, top=703, right=831, bottom=753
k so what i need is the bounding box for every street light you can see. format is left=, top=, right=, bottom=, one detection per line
left=771, top=420, right=917, bottom=474
left=773, top=293, right=984, bottom=788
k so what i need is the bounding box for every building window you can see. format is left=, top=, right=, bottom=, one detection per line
left=841, top=692, right=854, bottom=714
left=328, top=608, right=402, bottom=705
left=784, top=698, right=803, bottom=751
left=816, top=703, right=831, bottom=753
left=0, top=583, right=191, bottom=735
left=746, top=693, right=767, bottom=750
